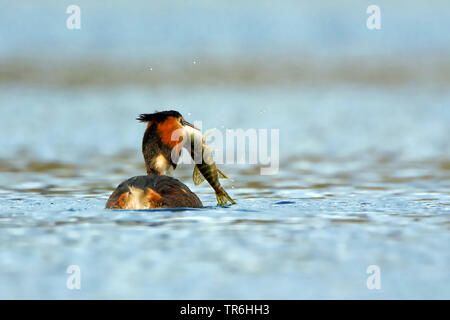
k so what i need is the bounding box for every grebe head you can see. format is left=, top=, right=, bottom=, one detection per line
left=137, top=110, right=196, bottom=175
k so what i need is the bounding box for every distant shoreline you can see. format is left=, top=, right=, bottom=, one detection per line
left=1, top=55, right=449, bottom=88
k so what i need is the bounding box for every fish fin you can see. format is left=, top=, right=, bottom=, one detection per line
left=192, top=165, right=206, bottom=186
left=216, top=168, right=234, bottom=181
left=202, top=129, right=218, bottom=151
left=216, top=189, right=236, bottom=206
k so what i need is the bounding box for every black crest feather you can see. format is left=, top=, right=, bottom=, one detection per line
left=137, top=110, right=182, bottom=123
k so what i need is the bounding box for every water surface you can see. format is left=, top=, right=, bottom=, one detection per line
left=0, top=85, right=448, bottom=299
left=0, top=0, right=449, bottom=299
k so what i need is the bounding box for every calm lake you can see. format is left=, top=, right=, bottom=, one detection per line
left=0, top=0, right=449, bottom=299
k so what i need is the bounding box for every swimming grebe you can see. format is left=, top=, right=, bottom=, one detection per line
left=106, top=110, right=203, bottom=209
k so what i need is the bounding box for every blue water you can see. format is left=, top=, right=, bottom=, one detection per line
left=0, top=85, right=449, bottom=299
left=0, top=196, right=448, bottom=299
left=0, top=1, right=449, bottom=299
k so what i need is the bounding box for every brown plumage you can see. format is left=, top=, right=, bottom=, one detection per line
left=106, top=110, right=203, bottom=209
left=105, top=175, right=202, bottom=209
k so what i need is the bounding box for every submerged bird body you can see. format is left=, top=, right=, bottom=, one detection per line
left=106, top=110, right=235, bottom=210
left=105, top=175, right=202, bottom=209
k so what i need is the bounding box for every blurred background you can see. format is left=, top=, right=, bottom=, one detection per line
left=0, top=0, right=449, bottom=299
left=1, top=0, right=449, bottom=163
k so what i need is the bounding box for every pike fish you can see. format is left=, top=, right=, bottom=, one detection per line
left=184, top=126, right=236, bottom=206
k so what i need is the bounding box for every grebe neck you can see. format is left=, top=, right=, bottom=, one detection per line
left=144, top=153, right=171, bottom=176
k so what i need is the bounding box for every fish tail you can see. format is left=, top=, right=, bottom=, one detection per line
left=215, top=187, right=236, bottom=206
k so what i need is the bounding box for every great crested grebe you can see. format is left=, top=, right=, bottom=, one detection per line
left=106, top=110, right=203, bottom=209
